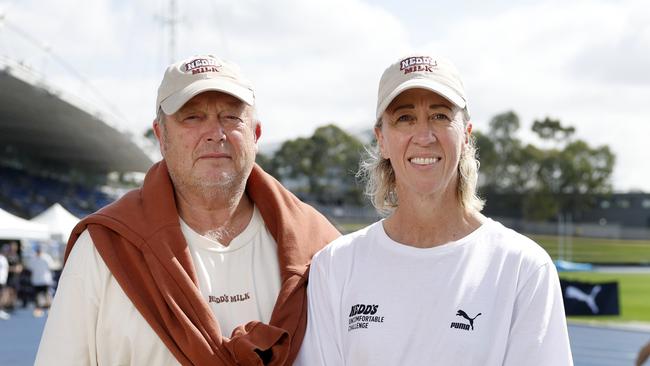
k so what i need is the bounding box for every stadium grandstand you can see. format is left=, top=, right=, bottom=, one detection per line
left=0, top=57, right=154, bottom=223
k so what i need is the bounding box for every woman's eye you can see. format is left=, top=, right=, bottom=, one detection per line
left=431, top=113, right=451, bottom=121
left=396, top=115, right=414, bottom=123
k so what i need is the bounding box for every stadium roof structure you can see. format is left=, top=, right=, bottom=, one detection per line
left=0, top=58, right=154, bottom=173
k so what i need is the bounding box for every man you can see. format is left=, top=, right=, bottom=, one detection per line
left=35, top=54, right=340, bottom=366
left=3, top=241, right=22, bottom=311
left=27, top=245, right=54, bottom=317
left=0, top=247, right=9, bottom=320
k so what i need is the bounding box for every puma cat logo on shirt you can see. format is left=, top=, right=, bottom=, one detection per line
left=450, top=309, right=482, bottom=331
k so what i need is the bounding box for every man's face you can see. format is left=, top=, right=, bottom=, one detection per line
left=153, top=91, right=260, bottom=194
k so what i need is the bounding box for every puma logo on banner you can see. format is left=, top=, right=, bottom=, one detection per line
left=560, top=279, right=620, bottom=316
left=565, top=285, right=601, bottom=314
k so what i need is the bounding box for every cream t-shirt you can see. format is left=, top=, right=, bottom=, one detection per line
left=35, top=206, right=281, bottom=366
left=180, top=206, right=282, bottom=335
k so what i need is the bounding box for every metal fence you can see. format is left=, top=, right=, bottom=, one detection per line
left=315, top=203, right=650, bottom=240
left=495, top=217, right=650, bottom=240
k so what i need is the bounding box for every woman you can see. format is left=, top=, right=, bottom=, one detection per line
left=296, top=54, right=573, bottom=365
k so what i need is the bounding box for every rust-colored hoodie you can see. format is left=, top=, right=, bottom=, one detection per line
left=65, top=161, right=340, bottom=365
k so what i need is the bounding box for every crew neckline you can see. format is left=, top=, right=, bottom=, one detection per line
left=179, top=205, right=263, bottom=252
left=375, top=218, right=494, bottom=256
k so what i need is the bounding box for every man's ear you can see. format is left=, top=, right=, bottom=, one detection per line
left=252, top=121, right=262, bottom=154
left=254, top=121, right=262, bottom=143
left=153, top=119, right=165, bottom=156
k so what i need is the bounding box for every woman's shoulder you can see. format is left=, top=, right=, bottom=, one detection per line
left=311, top=221, right=382, bottom=266
left=480, top=219, right=554, bottom=267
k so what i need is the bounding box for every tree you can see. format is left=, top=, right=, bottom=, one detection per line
left=477, top=113, right=615, bottom=221
left=476, top=111, right=531, bottom=193
left=255, top=152, right=274, bottom=175
left=270, top=124, right=365, bottom=205
left=532, top=117, right=575, bottom=142
left=473, top=131, right=496, bottom=188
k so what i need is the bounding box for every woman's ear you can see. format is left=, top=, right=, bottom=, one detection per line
left=375, top=126, right=386, bottom=158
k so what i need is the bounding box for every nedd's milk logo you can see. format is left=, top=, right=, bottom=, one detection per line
left=184, top=58, right=221, bottom=74
left=399, top=56, right=438, bottom=74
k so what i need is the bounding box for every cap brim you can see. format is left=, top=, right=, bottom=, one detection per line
left=160, top=78, right=255, bottom=115
left=376, top=78, right=466, bottom=119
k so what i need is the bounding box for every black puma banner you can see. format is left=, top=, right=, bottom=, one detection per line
left=560, top=279, right=620, bottom=316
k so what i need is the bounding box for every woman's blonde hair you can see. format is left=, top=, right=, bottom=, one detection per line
left=357, top=113, right=484, bottom=216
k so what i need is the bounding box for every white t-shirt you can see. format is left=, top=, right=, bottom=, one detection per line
left=0, top=254, right=8, bottom=285
left=296, top=218, right=573, bottom=366
left=35, top=206, right=281, bottom=366
left=29, top=253, right=54, bottom=286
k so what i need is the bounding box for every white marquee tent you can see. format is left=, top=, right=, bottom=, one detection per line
left=0, top=207, right=50, bottom=240
left=31, top=203, right=80, bottom=242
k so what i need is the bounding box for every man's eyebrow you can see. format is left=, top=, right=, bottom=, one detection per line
left=224, top=99, right=246, bottom=110
left=178, top=102, right=202, bottom=112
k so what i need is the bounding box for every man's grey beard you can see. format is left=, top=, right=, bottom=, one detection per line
left=168, top=168, right=247, bottom=204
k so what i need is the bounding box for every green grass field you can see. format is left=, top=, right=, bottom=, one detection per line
left=559, top=272, right=650, bottom=323
left=534, top=235, right=650, bottom=323
left=529, top=234, right=650, bottom=264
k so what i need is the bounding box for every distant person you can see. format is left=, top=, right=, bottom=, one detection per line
left=3, top=241, right=23, bottom=310
left=27, top=245, right=54, bottom=317
left=36, top=54, right=339, bottom=365
left=0, top=249, right=9, bottom=320
left=296, top=53, right=573, bottom=365
left=637, top=340, right=650, bottom=366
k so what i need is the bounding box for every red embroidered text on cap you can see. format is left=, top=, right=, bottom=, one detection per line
left=399, top=56, right=438, bottom=75
left=184, top=58, right=221, bottom=75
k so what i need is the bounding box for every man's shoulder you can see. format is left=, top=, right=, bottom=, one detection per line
left=61, top=229, right=114, bottom=294
left=93, top=188, right=144, bottom=220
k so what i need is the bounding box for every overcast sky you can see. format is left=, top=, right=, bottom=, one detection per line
left=1, top=0, right=649, bottom=192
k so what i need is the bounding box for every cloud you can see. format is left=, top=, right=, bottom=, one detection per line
left=3, top=0, right=410, bottom=138
left=415, top=0, right=650, bottom=191
left=570, top=21, right=650, bottom=85
left=167, top=0, right=410, bottom=141
left=2, top=0, right=649, bottom=191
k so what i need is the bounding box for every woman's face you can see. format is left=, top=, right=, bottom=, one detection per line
left=376, top=88, right=470, bottom=202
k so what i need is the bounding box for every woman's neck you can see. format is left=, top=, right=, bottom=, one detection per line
left=383, top=194, right=485, bottom=248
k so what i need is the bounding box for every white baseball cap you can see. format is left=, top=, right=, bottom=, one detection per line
left=376, top=54, right=470, bottom=120
left=156, top=54, right=255, bottom=115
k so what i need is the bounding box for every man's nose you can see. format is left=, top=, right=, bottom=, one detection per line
left=205, top=115, right=226, bottom=142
